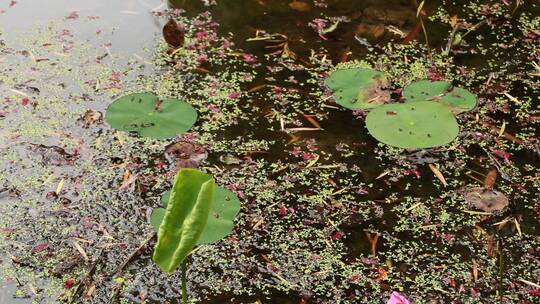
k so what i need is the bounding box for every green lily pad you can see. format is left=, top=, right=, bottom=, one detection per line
left=365, top=101, right=459, bottom=149
left=325, top=68, right=390, bottom=110
left=152, top=186, right=241, bottom=244
left=105, top=93, right=198, bottom=139
left=403, top=80, right=476, bottom=113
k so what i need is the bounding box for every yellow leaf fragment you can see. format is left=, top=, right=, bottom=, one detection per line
left=428, top=163, right=448, bottom=187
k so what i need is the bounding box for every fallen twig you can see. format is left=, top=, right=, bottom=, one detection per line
left=68, top=250, right=104, bottom=304
left=112, top=232, right=156, bottom=277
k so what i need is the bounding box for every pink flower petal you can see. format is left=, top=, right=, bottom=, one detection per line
left=387, top=291, right=410, bottom=304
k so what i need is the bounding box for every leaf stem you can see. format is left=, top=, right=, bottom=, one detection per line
left=181, top=261, right=188, bottom=304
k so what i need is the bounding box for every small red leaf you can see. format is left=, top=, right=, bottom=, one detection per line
left=31, top=243, right=49, bottom=253
left=64, top=278, right=75, bottom=289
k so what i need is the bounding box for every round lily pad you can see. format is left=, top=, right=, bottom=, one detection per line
left=151, top=186, right=241, bottom=244
left=365, top=101, right=459, bottom=149
left=105, top=93, right=198, bottom=139
left=325, top=68, right=390, bottom=110
left=403, top=80, right=476, bottom=113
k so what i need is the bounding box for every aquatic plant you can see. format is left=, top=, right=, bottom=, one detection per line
left=324, top=68, right=389, bottom=110
left=403, top=80, right=477, bottom=113
left=105, top=92, right=198, bottom=138
left=365, top=101, right=459, bottom=149
left=152, top=168, right=241, bottom=303
left=324, top=67, right=479, bottom=148
left=151, top=186, right=241, bottom=244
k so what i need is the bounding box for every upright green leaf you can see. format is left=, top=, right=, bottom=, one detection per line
left=151, top=186, right=241, bottom=244
left=152, top=169, right=215, bottom=274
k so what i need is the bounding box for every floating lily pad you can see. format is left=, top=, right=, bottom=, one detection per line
left=105, top=93, right=197, bottom=139
left=403, top=80, right=476, bottom=113
left=365, top=101, right=459, bottom=149
left=325, top=68, right=390, bottom=110
left=152, top=186, right=241, bottom=244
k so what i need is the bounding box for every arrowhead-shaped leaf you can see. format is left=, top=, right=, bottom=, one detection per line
left=151, top=186, right=241, bottom=244
left=152, top=169, right=215, bottom=274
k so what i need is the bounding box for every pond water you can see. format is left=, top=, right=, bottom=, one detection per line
left=0, top=0, right=539, bottom=303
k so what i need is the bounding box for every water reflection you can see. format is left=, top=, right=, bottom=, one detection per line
left=0, top=0, right=163, bottom=53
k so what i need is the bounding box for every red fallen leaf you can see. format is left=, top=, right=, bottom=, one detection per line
left=492, top=149, right=511, bottom=161
left=373, top=268, right=387, bottom=281
left=31, top=243, right=49, bottom=253
left=331, top=230, right=344, bottom=240
left=386, top=111, right=398, bottom=115
left=242, top=53, right=257, bottom=63
left=228, top=92, right=241, bottom=99
left=428, top=66, right=445, bottom=81
left=21, top=97, right=30, bottom=106
left=64, top=278, right=75, bottom=289
left=403, top=169, right=421, bottom=178
left=9, top=1, right=16, bottom=8
left=302, top=152, right=316, bottom=160
left=528, top=289, right=540, bottom=296
left=402, top=22, right=422, bottom=44
left=278, top=206, right=288, bottom=216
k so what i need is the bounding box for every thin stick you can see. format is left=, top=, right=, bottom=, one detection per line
left=113, top=232, right=156, bottom=276
left=69, top=250, right=104, bottom=304
left=420, top=19, right=430, bottom=50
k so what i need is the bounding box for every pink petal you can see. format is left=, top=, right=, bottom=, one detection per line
left=387, top=291, right=410, bottom=304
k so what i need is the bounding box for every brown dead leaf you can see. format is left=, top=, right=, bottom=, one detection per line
left=248, top=84, right=267, bottom=93
left=289, top=1, right=310, bottom=12
left=164, top=141, right=208, bottom=173
left=450, top=15, right=458, bottom=28
left=355, top=23, right=387, bottom=41
left=472, top=258, right=478, bottom=282
left=339, top=46, right=351, bottom=63
left=82, top=109, right=102, bottom=127
left=303, top=115, right=321, bottom=129
left=163, top=19, right=184, bottom=48
left=481, top=122, right=524, bottom=144
left=464, top=186, right=509, bottom=213
left=365, top=232, right=380, bottom=256
left=364, top=78, right=391, bottom=107
left=71, top=240, right=89, bottom=261
left=483, top=168, right=497, bottom=189
left=192, top=67, right=210, bottom=74
left=428, top=163, right=448, bottom=187
left=281, top=42, right=297, bottom=60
